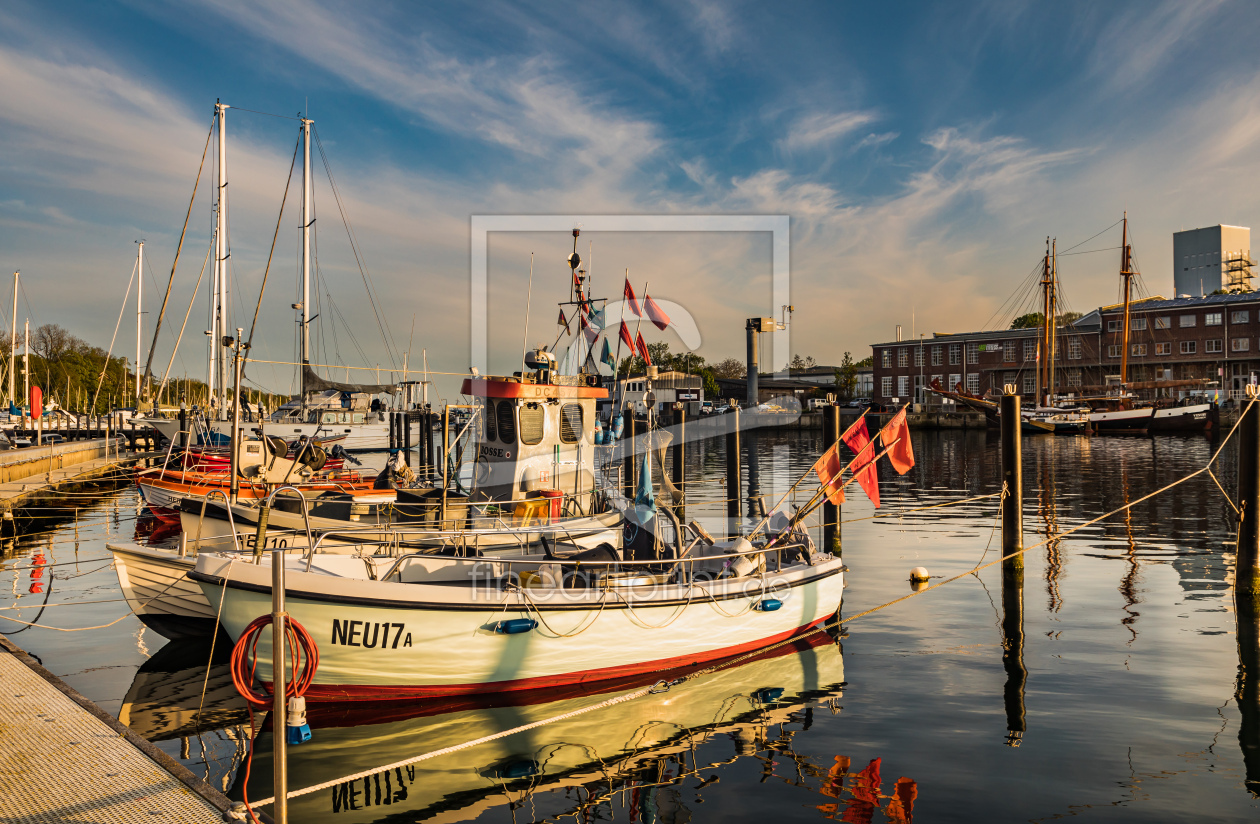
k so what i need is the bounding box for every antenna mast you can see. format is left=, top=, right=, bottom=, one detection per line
left=1120, top=212, right=1133, bottom=394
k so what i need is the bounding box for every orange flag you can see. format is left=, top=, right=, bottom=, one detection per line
left=841, top=415, right=880, bottom=508
left=879, top=406, right=915, bottom=475
left=812, top=441, right=845, bottom=506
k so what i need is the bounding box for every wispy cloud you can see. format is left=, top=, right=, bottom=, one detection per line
left=779, top=110, right=879, bottom=153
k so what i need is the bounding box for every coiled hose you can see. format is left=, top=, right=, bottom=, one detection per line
left=229, top=614, right=319, bottom=823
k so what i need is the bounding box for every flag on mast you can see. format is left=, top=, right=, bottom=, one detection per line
left=600, top=337, right=614, bottom=369
left=557, top=309, right=571, bottom=336
left=624, top=278, right=641, bottom=316
left=878, top=407, right=915, bottom=475
left=841, top=416, right=880, bottom=507
left=644, top=293, right=670, bottom=331
left=619, top=323, right=635, bottom=350
left=636, top=331, right=652, bottom=365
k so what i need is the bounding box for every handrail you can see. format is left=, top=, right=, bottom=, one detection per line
left=192, top=488, right=243, bottom=555
left=266, top=485, right=317, bottom=570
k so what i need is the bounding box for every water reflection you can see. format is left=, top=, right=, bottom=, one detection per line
left=1238, top=591, right=1260, bottom=796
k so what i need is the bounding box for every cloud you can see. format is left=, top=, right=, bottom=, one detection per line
left=779, top=111, right=879, bottom=153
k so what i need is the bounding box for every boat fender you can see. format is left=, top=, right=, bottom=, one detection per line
left=494, top=618, right=538, bottom=634
left=609, top=413, right=625, bottom=440
left=752, top=687, right=785, bottom=702
left=754, top=598, right=783, bottom=612
left=482, top=759, right=540, bottom=779
left=723, top=538, right=762, bottom=578
left=909, top=566, right=930, bottom=582
left=286, top=695, right=312, bottom=745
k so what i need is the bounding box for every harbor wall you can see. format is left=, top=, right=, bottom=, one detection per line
left=0, top=438, right=117, bottom=486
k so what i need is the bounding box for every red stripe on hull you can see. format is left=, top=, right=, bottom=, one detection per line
left=296, top=614, right=834, bottom=702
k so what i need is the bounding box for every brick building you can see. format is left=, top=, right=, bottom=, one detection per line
left=871, top=292, right=1260, bottom=406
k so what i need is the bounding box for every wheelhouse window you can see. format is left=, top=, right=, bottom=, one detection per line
left=496, top=400, right=516, bottom=443
left=485, top=400, right=497, bottom=441
left=519, top=403, right=545, bottom=445
left=559, top=403, right=583, bottom=444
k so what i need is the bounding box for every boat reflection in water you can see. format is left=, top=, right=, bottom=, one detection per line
left=233, top=631, right=852, bottom=822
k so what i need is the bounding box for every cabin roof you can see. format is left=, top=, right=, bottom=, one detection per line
left=462, top=376, right=607, bottom=400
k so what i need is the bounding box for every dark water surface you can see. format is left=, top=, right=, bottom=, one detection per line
left=3, top=428, right=1259, bottom=822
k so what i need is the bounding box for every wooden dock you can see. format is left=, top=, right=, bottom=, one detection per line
left=0, top=635, right=244, bottom=823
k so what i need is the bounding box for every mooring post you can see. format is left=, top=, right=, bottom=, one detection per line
left=725, top=404, right=742, bottom=537
left=670, top=403, right=685, bottom=520
left=624, top=405, right=637, bottom=498
left=403, top=409, right=412, bottom=468
left=1000, top=388, right=1023, bottom=557
left=1238, top=392, right=1260, bottom=596
left=419, top=410, right=430, bottom=481
left=270, top=548, right=288, bottom=824
left=823, top=403, right=842, bottom=556
left=178, top=406, right=188, bottom=450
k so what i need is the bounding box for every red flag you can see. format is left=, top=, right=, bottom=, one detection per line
left=840, top=415, right=880, bottom=508
left=580, top=314, right=598, bottom=345
left=573, top=270, right=581, bottom=289
left=557, top=309, right=570, bottom=336
left=879, top=406, right=915, bottom=475
left=636, top=331, right=652, bottom=365
left=624, top=278, right=641, bottom=316
left=811, top=441, right=845, bottom=506
left=644, top=293, right=670, bottom=331
left=619, top=323, right=634, bottom=350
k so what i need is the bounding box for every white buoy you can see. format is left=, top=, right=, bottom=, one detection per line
left=909, top=566, right=930, bottom=582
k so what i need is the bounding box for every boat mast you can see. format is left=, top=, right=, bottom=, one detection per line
left=299, top=116, right=313, bottom=409
left=214, top=101, right=230, bottom=419
left=136, top=240, right=143, bottom=405
left=1040, top=237, right=1051, bottom=406
left=1049, top=238, right=1058, bottom=403
left=23, top=318, right=29, bottom=412
left=1120, top=212, right=1133, bottom=395
left=9, top=271, right=17, bottom=406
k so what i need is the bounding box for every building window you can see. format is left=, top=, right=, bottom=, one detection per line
left=1107, top=319, right=1122, bottom=332
left=881, top=376, right=892, bottom=398
left=1068, top=337, right=1082, bottom=360
left=881, top=349, right=891, bottom=369
left=1131, top=344, right=1146, bottom=357
left=1180, top=314, right=1197, bottom=327
left=914, top=346, right=924, bottom=367
left=1206, top=312, right=1223, bottom=327
left=1233, top=311, right=1250, bottom=324
left=1107, top=345, right=1122, bottom=358
left=1131, top=318, right=1147, bottom=331
left=897, top=376, right=909, bottom=397
left=949, top=344, right=961, bottom=365
left=1155, top=316, right=1171, bottom=330
left=1155, top=342, right=1172, bottom=355
left=966, top=373, right=980, bottom=393
left=929, top=346, right=940, bottom=366
left=1023, top=340, right=1036, bottom=361
left=1067, top=370, right=1081, bottom=388
left=1233, top=338, right=1250, bottom=352
left=967, top=343, right=979, bottom=365
left=1206, top=339, right=1223, bottom=353
left=1022, top=375, right=1035, bottom=394
left=1181, top=340, right=1197, bottom=354
left=1003, top=342, right=1016, bottom=362
left=898, top=348, right=908, bottom=367
left=948, top=373, right=961, bottom=392
left=1003, top=372, right=1017, bottom=391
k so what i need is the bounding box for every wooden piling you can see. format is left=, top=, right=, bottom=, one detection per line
left=823, top=404, right=841, bottom=556
left=725, top=405, right=741, bottom=536
left=1238, top=395, right=1260, bottom=595
left=1000, top=391, right=1023, bottom=556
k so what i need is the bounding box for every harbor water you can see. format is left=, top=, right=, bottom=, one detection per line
left=2, top=429, right=1258, bottom=821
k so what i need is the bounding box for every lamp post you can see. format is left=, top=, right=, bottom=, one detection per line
left=919, top=333, right=925, bottom=410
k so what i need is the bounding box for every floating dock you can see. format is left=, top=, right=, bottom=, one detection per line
left=0, top=635, right=241, bottom=823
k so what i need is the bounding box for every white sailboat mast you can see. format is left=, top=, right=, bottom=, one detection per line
left=214, top=101, right=231, bottom=418
left=301, top=116, right=313, bottom=391
left=9, top=271, right=17, bottom=406
left=136, top=240, right=143, bottom=404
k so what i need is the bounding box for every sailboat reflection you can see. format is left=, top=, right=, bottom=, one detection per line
left=234, top=631, right=845, bottom=822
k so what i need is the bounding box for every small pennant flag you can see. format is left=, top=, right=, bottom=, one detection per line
left=557, top=309, right=571, bottom=336
left=573, top=270, right=581, bottom=289
left=580, top=314, right=598, bottom=345
left=601, top=337, right=614, bottom=369
left=878, top=407, right=915, bottom=475
left=841, top=415, right=880, bottom=508
left=624, top=278, right=641, bottom=317
left=619, top=323, right=635, bottom=350
left=644, top=293, right=670, bottom=331
left=636, top=331, right=652, bottom=365
left=811, top=441, right=844, bottom=506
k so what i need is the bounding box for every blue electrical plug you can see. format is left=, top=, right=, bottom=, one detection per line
left=286, top=696, right=312, bottom=745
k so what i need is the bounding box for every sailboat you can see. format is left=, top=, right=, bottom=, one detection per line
left=140, top=106, right=403, bottom=451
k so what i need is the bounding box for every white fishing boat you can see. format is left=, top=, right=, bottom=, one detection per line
left=191, top=526, right=844, bottom=701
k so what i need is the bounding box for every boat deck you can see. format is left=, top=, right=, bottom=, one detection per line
left=0, top=636, right=235, bottom=823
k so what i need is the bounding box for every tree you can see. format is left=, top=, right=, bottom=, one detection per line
left=1010, top=312, right=1044, bottom=329
left=1058, top=311, right=1082, bottom=327
left=835, top=351, right=858, bottom=399
left=855, top=355, right=872, bottom=369
left=789, top=354, right=817, bottom=370
left=711, top=357, right=746, bottom=379
left=698, top=367, right=720, bottom=400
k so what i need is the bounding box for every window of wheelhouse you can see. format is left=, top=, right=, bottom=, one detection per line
left=495, top=400, right=516, bottom=443
left=484, top=399, right=496, bottom=441
left=519, top=403, right=545, bottom=445
left=560, top=403, right=583, bottom=443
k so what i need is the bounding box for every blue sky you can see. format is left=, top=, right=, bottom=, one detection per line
left=2, top=0, right=1259, bottom=396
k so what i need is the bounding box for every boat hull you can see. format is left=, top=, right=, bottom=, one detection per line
left=1149, top=403, right=1215, bottom=432
left=1089, top=407, right=1154, bottom=432
left=192, top=552, right=845, bottom=701
left=108, top=543, right=212, bottom=639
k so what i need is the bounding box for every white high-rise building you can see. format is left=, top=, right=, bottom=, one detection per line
left=1173, top=224, right=1252, bottom=297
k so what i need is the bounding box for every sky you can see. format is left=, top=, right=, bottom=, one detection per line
left=3, top=0, right=1260, bottom=399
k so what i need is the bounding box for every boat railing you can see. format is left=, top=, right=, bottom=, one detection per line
left=191, top=488, right=243, bottom=555
left=266, top=486, right=316, bottom=568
